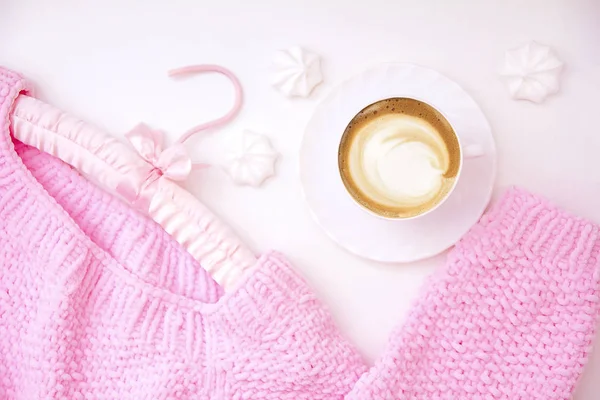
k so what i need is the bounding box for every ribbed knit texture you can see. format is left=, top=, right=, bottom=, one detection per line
left=346, top=188, right=600, bottom=399
left=0, top=68, right=366, bottom=399
left=2, top=66, right=600, bottom=400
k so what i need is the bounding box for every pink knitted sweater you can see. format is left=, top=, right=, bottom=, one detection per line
left=1, top=67, right=599, bottom=399
left=347, top=188, right=600, bottom=399
left=0, top=70, right=366, bottom=399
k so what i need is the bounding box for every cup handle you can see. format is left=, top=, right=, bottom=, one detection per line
left=463, top=144, right=484, bottom=159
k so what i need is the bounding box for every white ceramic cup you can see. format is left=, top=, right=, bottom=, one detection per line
left=339, top=99, right=484, bottom=220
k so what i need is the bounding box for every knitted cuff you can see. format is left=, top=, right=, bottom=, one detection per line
left=347, top=187, right=600, bottom=400
left=0, top=67, right=32, bottom=153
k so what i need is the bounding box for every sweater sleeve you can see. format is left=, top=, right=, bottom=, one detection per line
left=346, top=187, right=600, bottom=400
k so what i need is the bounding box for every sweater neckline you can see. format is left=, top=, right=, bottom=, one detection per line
left=0, top=76, right=264, bottom=316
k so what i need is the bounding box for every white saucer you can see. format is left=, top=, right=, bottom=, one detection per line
left=300, top=63, right=496, bottom=263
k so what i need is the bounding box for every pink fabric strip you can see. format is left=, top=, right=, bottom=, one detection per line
left=121, top=66, right=242, bottom=177
left=168, top=65, right=243, bottom=145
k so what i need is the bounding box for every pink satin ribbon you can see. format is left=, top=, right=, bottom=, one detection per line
left=169, top=65, right=243, bottom=144
left=117, top=65, right=243, bottom=211
left=125, top=123, right=193, bottom=181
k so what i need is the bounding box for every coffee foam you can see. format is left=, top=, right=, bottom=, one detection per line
left=339, top=98, right=461, bottom=218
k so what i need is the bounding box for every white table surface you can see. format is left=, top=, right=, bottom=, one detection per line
left=2, top=1, right=599, bottom=397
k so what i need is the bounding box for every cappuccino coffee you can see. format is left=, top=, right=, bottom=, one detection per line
left=338, top=98, right=461, bottom=219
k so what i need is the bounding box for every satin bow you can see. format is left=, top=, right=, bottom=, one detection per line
left=125, top=123, right=192, bottom=181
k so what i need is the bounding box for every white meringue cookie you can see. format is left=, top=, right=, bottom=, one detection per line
left=272, top=46, right=323, bottom=98
left=224, top=130, right=278, bottom=187
left=500, top=41, right=564, bottom=103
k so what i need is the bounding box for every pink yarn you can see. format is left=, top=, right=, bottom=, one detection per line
left=1, top=66, right=599, bottom=399
left=0, top=68, right=366, bottom=399
left=347, top=188, right=600, bottom=399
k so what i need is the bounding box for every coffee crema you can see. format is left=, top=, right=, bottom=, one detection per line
left=338, top=98, right=461, bottom=218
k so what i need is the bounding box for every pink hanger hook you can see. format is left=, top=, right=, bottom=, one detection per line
left=168, top=64, right=243, bottom=144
